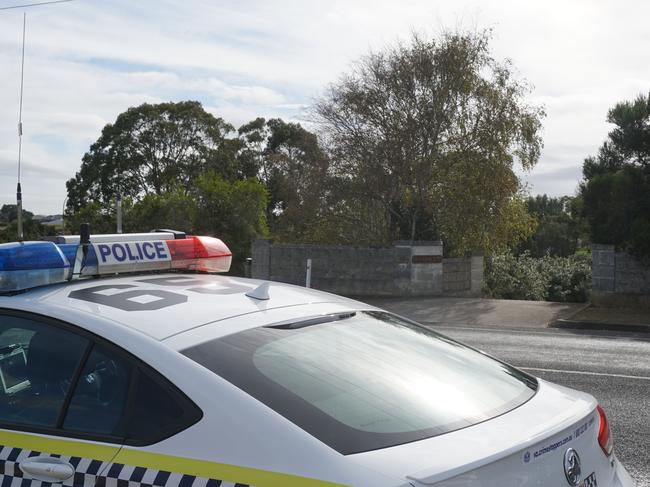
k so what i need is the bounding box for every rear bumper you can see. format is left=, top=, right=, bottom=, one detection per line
left=612, top=456, right=636, bottom=487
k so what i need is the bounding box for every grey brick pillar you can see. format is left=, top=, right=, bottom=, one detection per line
left=591, top=244, right=615, bottom=292
left=470, top=253, right=484, bottom=297
left=251, top=239, right=271, bottom=280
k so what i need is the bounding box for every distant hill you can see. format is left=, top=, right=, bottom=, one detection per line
left=33, top=214, right=63, bottom=225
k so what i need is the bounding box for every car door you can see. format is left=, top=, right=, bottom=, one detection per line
left=0, top=310, right=128, bottom=487
left=0, top=308, right=204, bottom=487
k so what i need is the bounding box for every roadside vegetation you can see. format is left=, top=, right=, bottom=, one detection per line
left=0, top=205, right=47, bottom=242
left=2, top=29, right=648, bottom=301
left=60, top=29, right=545, bottom=268
left=484, top=252, right=591, bottom=303
left=485, top=93, right=650, bottom=302
left=485, top=194, right=592, bottom=303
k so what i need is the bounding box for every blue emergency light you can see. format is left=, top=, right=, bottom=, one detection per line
left=0, top=241, right=70, bottom=293
left=0, top=232, right=232, bottom=294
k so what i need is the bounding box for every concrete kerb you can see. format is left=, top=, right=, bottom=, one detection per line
left=548, top=301, right=650, bottom=333
left=551, top=319, right=650, bottom=334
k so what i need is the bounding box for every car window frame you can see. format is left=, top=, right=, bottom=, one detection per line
left=0, top=307, right=203, bottom=446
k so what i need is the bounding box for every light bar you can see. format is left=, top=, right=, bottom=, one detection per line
left=53, top=232, right=182, bottom=244
left=167, top=236, right=233, bottom=273
left=0, top=234, right=232, bottom=293
left=0, top=241, right=70, bottom=293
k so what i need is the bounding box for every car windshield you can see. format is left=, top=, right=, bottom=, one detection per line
left=182, top=311, right=537, bottom=454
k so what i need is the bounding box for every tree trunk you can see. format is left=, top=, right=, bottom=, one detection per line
left=410, top=207, right=418, bottom=243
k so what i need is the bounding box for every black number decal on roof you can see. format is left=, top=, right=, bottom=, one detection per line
left=136, top=276, right=255, bottom=295
left=69, top=285, right=187, bottom=311
left=188, top=284, right=253, bottom=295
left=136, top=276, right=205, bottom=287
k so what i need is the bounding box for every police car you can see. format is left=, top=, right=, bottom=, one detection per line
left=0, top=230, right=636, bottom=487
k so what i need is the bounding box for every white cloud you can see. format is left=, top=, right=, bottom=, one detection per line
left=1, top=0, right=650, bottom=213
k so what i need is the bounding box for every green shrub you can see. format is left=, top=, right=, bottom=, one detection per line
left=484, top=252, right=591, bottom=302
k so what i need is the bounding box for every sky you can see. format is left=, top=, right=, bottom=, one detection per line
left=0, top=0, right=648, bottom=215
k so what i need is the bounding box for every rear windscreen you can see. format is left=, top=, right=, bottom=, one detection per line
left=183, top=311, right=537, bottom=454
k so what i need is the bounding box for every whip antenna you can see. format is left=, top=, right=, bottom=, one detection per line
left=16, top=12, right=27, bottom=241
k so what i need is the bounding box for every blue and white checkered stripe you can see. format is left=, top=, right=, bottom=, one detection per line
left=1, top=444, right=112, bottom=487
left=0, top=445, right=251, bottom=487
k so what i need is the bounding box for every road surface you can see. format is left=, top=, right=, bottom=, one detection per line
left=429, top=324, right=650, bottom=487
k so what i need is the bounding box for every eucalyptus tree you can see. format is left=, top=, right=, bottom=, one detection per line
left=65, top=101, right=237, bottom=211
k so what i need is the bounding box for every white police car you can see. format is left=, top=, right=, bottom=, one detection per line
left=0, top=231, right=636, bottom=487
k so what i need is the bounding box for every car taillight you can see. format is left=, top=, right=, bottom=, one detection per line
left=597, top=405, right=613, bottom=456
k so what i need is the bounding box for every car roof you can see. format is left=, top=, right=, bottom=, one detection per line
left=0, top=273, right=363, bottom=341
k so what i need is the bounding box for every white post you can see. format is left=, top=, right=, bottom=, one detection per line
left=306, top=258, right=312, bottom=288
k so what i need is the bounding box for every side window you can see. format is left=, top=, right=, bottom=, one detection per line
left=0, top=316, right=89, bottom=428
left=0, top=312, right=202, bottom=444
left=124, top=369, right=202, bottom=445
left=63, top=346, right=132, bottom=437
left=62, top=346, right=201, bottom=444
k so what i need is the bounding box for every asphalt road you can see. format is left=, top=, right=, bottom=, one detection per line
left=429, top=324, right=650, bottom=487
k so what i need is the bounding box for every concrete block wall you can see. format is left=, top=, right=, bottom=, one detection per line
left=251, top=240, right=483, bottom=297
left=440, top=254, right=484, bottom=297
left=614, top=252, right=650, bottom=294
left=470, top=254, right=485, bottom=296
left=592, top=244, right=650, bottom=307
left=592, top=244, right=616, bottom=292
left=270, top=243, right=412, bottom=296
left=443, top=258, right=471, bottom=293
left=396, top=241, right=443, bottom=295
left=251, top=239, right=271, bottom=280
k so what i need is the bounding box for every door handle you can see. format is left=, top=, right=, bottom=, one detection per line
left=19, top=456, right=75, bottom=482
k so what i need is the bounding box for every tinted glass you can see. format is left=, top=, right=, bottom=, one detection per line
left=125, top=369, right=195, bottom=445
left=64, top=346, right=132, bottom=436
left=183, top=311, right=537, bottom=454
left=0, top=315, right=88, bottom=428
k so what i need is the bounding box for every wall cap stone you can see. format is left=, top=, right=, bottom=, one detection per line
left=591, top=243, right=615, bottom=251
left=394, top=240, right=443, bottom=246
